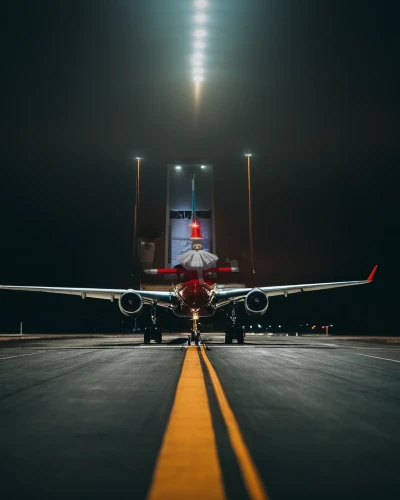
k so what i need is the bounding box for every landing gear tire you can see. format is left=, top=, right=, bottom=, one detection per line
left=153, top=326, right=162, bottom=344
left=190, top=330, right=200, bottom=346
left=144, top=329, right=151, bottom=344
left=236, top=328, right=244, bottom=344
left=225, top=326, right=233, bottom=344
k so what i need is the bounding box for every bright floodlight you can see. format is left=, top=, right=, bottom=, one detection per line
left=200, top=165, right=206, bottom=169
left=194, top=13, right=207, bottom=23
left=194, top=40, right=205, bottom=50
left=245, top=153, right=252, bottom=157
left=195, top=0, right=207, bottom=8
left=135, top=157, right=142, bottom=160
left=193, top=75, right=204, bottom=84
left=175, top=165, right=182, bottom=170
left=192, top=52, right=204, bottom=61
left=194, top=29, right=206, bottom=38
left=193, top=68, right=204, bottom=77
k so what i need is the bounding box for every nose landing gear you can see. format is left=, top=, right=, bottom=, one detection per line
left=188, top=310, right=200, bottom=346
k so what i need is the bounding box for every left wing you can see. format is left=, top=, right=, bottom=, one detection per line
left=215, top=265, right=378, bottom=306
left=0, top=285, right=176, bottom=307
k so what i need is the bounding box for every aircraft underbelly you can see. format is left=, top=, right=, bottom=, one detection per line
left=174, top=282, right=216, bottom=317
left=173, top=305, right=215, bottom=318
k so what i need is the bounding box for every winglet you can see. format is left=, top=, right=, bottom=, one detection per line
left=367, top=265, right=378, bottom=282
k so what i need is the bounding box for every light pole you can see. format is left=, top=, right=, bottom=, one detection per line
left=136, top=157, right=141, bottom=213
left=133, top=157, right=142, bottom=259
left=245, top=153, right=255, bottom=274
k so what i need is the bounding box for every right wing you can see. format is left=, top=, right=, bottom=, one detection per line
left=215, top=265, right=378, bottom=307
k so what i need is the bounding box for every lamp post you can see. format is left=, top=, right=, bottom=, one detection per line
left=133, top=157, right=142, bottom=259
left=245, top=153, right=255, bottom=274
left=136, top=157, right=141, bottom=213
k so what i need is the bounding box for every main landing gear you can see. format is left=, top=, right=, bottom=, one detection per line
left=224, top=301, right=245, bottom=344
left=225, top=324, right=244, bottom=344
left=144, top=301, right=162, bottom=344
left=144, top=325, right=162, bottom=344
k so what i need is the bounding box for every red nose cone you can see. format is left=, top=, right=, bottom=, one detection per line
left=190, top=219, right=203, bottom=240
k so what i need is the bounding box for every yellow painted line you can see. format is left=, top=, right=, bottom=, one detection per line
left=147, top=346, right=226, bottom=500
left=199, top=346, right=269, bottom=500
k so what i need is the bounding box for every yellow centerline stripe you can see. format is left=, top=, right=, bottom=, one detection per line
left=147, top=346, right=226, bottom=500
left=199, top=346, right=269, bottom=500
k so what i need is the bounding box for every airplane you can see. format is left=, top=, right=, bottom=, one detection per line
left=0, top=263, right=378, bottom=345
left=0, top=173, right=378, bottom=345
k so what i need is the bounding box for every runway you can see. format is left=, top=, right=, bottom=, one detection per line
left=1, top=334, right=399, bottom=499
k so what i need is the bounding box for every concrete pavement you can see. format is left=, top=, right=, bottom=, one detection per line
left=0, top=334, right=399, bottom=499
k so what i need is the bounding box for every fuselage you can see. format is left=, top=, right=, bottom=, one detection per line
left=173, top=279, right=216, bottom=317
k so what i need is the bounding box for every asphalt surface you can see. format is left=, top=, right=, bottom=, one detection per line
left=1, top=333, right=399, bottom=499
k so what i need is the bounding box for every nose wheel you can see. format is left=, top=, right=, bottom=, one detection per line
left=188, top=330, right=200, bottom=346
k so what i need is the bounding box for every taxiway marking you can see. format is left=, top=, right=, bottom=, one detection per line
left=0, top=352, right=45, bottom=360
left=147, top=346, right=226, bottom=500
left=354, top=353, right=400, bottom=363
left=199, top=346, right=269, bottom=500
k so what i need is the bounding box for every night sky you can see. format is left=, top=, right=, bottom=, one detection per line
left=1, top=1, right=398, bottom=333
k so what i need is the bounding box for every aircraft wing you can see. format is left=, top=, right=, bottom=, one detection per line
left=0, top=285, right=175, bottom=307
left=215, top=265, right=378, bottom=305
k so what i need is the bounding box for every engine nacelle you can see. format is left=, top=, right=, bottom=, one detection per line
left=244, top=288, right=269, bottom=316
left=118, top=290, right=143, bottom=316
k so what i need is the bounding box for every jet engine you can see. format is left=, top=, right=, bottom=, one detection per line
left=244, top=288, right=269, bottom=316
left=118, top=290, right=143, bottom=316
